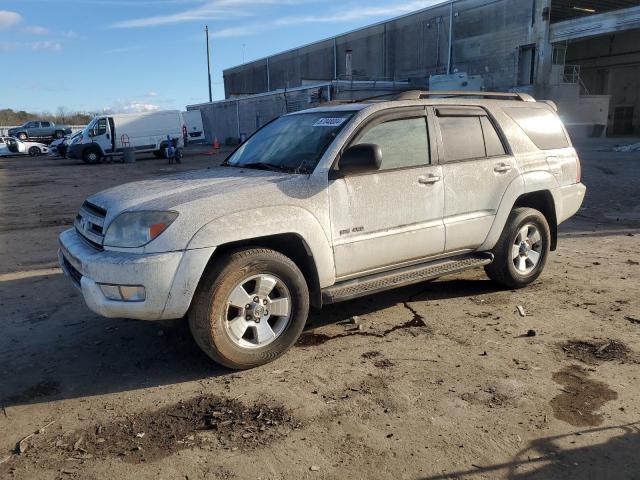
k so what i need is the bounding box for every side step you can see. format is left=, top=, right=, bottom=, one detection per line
left=322, top=253, right=493, bottom=304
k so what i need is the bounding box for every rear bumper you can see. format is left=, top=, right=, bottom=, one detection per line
left=556, top=182, right=586, bottom=224
left=58, top=228, right=214, bottom=320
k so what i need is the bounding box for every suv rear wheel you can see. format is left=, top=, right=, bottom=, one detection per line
left=189, top=248, right=309, bottom=369
left=17, top=132, right=28, bottom=141
left=485, top=207, right=550, bottom=289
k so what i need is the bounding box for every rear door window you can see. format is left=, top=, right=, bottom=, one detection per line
left=437, top=116, right=485, bottom=162
left=504, top=107, right=570, bottom=150
left=436, top=107, right=508, bottom=162
left=354, top=117, right=429, bottom=170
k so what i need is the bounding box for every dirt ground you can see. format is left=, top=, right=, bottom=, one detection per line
left=0, top=140, right=639, bottom=479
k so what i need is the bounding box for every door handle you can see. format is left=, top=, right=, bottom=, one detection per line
left=418, top=174, right=441, bottom=185
left=494, top=163, right=512, bottom=173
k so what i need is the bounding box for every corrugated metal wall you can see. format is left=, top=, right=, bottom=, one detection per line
left=223, top=0, right=541, bottom=97
left=186, top=84, right=331, bottom=144
left=187, top=81, right=409, bottom=143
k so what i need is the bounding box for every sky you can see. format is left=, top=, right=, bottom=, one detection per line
left=0, top=0, right=445, bottom=115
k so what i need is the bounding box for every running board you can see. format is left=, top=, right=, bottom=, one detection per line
left=322, top=253, right=493, bottom=304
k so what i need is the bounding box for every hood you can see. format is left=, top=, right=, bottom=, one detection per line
left=87, top=166, right=297, bottom=225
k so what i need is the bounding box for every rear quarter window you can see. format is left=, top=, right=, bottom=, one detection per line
left=503, top=107, right=570, bottom=150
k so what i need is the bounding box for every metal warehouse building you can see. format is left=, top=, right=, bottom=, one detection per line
left=188, top=0, right=640, bottom=143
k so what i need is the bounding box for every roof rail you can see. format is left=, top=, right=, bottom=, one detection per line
left=395, top=90, right=536, bottom=102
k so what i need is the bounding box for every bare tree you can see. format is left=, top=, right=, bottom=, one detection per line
left=57, top=106, right=67, bottom=123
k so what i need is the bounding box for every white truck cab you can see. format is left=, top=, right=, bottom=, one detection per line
left=67, top=110, right=185, bottom=163
left=59, top=91, right=586, bottom=369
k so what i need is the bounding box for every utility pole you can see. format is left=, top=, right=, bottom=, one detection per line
left=205, top=25, right=212, bottom=103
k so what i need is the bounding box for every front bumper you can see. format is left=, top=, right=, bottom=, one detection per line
left=58, top=228, right=214, bottom=320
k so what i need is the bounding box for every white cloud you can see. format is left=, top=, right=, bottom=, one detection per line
left=120, top=102, right=161, bottom=112
left=109, top=0, right=305, bottom=28
left=0, top=10, right=22, bottom=29
left=102, top=99, right=162, bottom=113
left=147, top=91, right=159, bottom=97
left=194, top=0, right=445, bottom=39
left=211, top=25, right=260, bottom=38
left=23, top=25, right=49, bottom=35
left=276, top=0, right=445, bottom=25
left=0, top=40, right=62, bottom=51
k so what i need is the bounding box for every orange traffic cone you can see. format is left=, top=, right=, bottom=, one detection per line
left=208, top=136, right=221, bottom=156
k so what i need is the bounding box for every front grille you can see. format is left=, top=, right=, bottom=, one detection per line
left=62, top=255, right=82, bottom=287
left=75, top=201, right=106, bottom=250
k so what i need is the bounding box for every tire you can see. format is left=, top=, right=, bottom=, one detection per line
left=28, top=146, right=41, bottom=157
left=82, top=148, right=101, bottom=164
left=17, top=132, right=28, bottom=141
left=484, top=207, right=551, bottom=289
left=54, top=130, right=64, bottom=139
left=189, top=248, right=310, bottom=369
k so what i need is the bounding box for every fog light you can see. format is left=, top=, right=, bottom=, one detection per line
left=119, top=285, right=146, bottom=302
left=99, top=284, right=121, bottom=300
left=99, top=284, right=146, bottom=302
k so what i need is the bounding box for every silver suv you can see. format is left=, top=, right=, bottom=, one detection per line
left=58, top=91, right=586, bottom=369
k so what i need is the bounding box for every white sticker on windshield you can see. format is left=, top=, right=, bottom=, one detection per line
left=313, top=117, right=348, bottom=127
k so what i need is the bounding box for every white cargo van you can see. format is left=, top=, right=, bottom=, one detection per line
left=68, top=110, right=185, bottom=163
left=182, top=110, right=204, bottom=142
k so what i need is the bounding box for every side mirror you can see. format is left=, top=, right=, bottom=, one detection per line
left=337, top=143, right=382, bottom=174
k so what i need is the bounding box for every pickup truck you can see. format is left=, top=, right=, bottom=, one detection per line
left=58, top=91, right=586, bottom=370
left=8, top=120, right=72, bottom=141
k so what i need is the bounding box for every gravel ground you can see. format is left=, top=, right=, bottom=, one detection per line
left=0, top=140, right=639, bottom=479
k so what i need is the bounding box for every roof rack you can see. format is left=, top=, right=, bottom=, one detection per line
left=394, top=90, right=536, bottom=102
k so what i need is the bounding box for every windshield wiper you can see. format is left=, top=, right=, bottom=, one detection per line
left=238, top=162, right=300, bottom=173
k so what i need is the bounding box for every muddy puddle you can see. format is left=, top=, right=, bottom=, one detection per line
left=561, top=339, right=632, bottom=365
left=550, top=365, right=618, bottom=427
left=5, top=395, right=299, bottom=472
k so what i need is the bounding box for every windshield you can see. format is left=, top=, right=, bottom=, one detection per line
left=225, top=111, right=354, bottom=173
left=83, top=117, right=98, bottom=135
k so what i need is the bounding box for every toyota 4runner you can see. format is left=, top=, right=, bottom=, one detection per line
left=58, top=91, right=586, bottom=369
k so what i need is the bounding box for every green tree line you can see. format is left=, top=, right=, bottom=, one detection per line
left=0, top=108, right=93, bottom=126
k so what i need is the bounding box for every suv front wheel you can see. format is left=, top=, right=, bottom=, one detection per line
left=485, top=207, right=550, bottom=289
left=189, top=248, right=310, bottom=369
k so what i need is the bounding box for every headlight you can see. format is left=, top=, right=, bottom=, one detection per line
left=103, top=211, right=178, bottom=248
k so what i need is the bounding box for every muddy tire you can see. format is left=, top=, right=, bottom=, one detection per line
left=189, top=248, right=309, bottom=369
left=484, top=207, right=551, bottom=289
left=54, top=130, right=64, bottom=139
